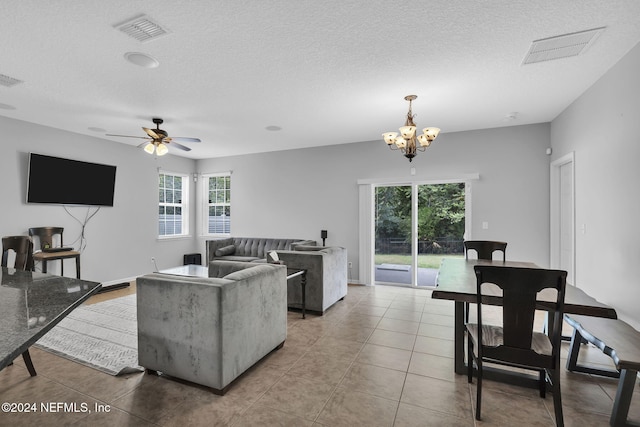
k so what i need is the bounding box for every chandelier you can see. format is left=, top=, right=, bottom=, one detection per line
left=382, top=95, right=440, bottom=162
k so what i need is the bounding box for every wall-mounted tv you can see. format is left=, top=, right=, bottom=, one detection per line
left=27, top=153, right=117, bottom=207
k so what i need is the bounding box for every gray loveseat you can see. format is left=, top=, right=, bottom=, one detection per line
left=276, top=245, right=348, bottom=315
left=206, top=237, right=316, bottom=263
left=136, top=260, right=287, bottom=394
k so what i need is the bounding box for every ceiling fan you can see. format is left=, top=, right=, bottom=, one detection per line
left=107, top=118, right=201, bottom=156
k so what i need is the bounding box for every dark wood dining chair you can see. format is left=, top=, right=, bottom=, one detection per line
left=464, top=240, right=507, bottom=261
left=2, top=235, right=35, bottom=271
left=1, top=235, right=38, bottom=376
left=466, top=265, right=567, bottom=426
left=28, top=227, right=81, bottom=278
left=462, top=240, right=508, bottom=322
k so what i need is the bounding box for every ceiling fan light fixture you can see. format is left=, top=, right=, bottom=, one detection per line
left=107, top=118, right=200, bottom=156
left=155, top=143, right=169, bottom=156
left=143, top=142, right=156, bottom=154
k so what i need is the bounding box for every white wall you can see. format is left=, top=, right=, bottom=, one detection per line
left=1, top=112, right=553, bottom=298
left=0, top=116, right=198, bottom=285
left=551, top=42, right=640, bottom=328
left=196, top=123, right=552, bottom=278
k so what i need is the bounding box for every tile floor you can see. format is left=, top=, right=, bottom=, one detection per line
left=1, top=284, right=639, bottom=426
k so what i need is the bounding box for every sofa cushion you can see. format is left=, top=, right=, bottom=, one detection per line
left=215, top=245, right=236, bottom=257
left=219, top=255, right=262, bottom=262
left=206, top=237, right=316, bottom=263
left=209, top=259, right=257, bottom=278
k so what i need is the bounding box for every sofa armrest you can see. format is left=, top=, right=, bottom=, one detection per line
left=290, top=240, right=317, bottom=250
left=206, top=238, right=234, bottom=263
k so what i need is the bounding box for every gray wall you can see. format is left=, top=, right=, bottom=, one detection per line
left=551, top=42, right=640, bottom=328
left=196, top=123, right=552, bottom=276
left=0, top=116, right=198, bottom=285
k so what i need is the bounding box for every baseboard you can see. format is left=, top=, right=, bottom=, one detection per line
left=348, top=281, right=368, bottom=286
left=97, top=282, right=130, bottom=293
left=99, top=275, right=138, bottom=293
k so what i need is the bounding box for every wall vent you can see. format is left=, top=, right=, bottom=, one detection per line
left=0, top=73, right=24, bottom=87
left=523, top=27, right=605, bottom=65
left=114, top=15, right=170, bottom=43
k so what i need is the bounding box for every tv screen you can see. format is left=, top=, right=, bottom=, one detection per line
left=27, top=153, right=117, bottom=207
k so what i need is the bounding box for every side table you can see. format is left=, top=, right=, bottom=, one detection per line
left=286, top=268, right=307, bottom=319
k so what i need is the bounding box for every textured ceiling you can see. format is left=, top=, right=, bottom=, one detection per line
left=1, top=0, right=640, bottom=159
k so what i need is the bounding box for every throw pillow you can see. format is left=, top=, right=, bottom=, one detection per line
left=215, top=245, right=236, bottom=257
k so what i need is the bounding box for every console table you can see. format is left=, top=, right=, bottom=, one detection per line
left=0, top=267, right=101, bottom=376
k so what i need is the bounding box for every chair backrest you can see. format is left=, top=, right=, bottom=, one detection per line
left=2, top=236, right=35, bottom=271
left=473, top=265, right=567, bottom=364
left=464, top=240, right=507, bottom=261
left=28, top=227, right=64, bottom=250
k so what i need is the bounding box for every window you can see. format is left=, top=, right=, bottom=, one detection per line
left=158, top=172, right=189, bottom=237
left=204, top=173, right=231, bottom=235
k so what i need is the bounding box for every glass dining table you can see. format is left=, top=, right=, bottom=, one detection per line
left=0, top=267, right=101, bottom=376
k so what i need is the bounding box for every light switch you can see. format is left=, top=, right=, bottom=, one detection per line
left=482, top=222, right=489, bottom=230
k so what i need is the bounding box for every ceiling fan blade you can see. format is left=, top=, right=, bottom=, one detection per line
left=143, top=127, right=161, bottom=139
left=106, top=134, right=150, bottom=139
left=170, top=141, right=192, bottom=151
left=170, top=137, right=201, bottom=143
left=136, top=141, right=152, bottom=148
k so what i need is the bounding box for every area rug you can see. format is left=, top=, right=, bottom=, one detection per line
left=34, top=294, right=143, bottom=376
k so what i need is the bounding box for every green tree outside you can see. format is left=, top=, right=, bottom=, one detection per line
left=375, top=183, right=465, bottom=255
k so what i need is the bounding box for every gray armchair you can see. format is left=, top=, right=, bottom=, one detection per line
left=136, top=261, right=287, bottom=394
left=276, top=246, right=347, bottom=315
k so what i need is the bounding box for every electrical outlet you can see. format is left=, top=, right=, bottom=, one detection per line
left=348, top=261, right=353, bottom=268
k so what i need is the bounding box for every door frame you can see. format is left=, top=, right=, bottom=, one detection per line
left=550, top=151, right=575, bottom=285
left=358, top=174, right=478, bottom=286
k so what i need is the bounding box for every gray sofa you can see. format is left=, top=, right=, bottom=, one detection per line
left=136, top=260, right=287, bottom=394
left=276, top=245, right=348, bottom=315
left=206, top=237, right=316, bottom=263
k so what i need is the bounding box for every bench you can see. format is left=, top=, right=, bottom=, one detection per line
left=565, top=314, right=640, bottom=427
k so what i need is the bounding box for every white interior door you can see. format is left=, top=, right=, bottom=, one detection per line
left=551, top=153, right=575, bottom=285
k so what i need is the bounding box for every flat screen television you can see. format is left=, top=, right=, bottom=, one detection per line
left=27, top=153, right=117, bottom=206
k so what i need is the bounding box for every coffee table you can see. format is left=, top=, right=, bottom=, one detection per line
left=0, top=267, right=101, bottom=376
left=158, top=264, right=308, bottom=318
left=158, top=264, right=208, bottom=277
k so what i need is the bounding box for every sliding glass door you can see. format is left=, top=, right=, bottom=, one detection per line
left=374, top=182, right=465, bottom=287
left=375, top=185, right=413, bottom=286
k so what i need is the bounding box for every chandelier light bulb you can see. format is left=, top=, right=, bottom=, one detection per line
left=382, top=132, right=398, bottom=145
left=423, top=127, right=441, bottom=141
left=399, top=125, right=416, bottom=139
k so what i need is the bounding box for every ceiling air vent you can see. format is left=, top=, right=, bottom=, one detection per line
left=114, top=15, right=170, bottom=43
left=0, top=73, right=24, bottom=87
left=523, top=27, right=605, bottom=65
